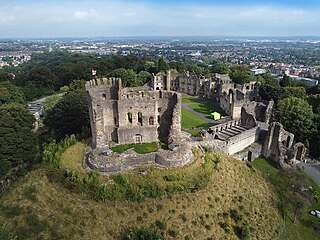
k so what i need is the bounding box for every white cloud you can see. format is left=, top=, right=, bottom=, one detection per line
left=0, top=2, right=319, bottom=37
left=73, top=9, right=97, bottom=19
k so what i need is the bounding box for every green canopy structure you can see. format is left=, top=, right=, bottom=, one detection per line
left=210, top=111, right=221, bottom=120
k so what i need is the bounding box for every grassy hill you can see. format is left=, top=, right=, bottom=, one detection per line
left=0, top=143, right=282, bottom=240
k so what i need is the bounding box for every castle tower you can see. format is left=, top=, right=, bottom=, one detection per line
left=85, top=77, right=122, bottom=149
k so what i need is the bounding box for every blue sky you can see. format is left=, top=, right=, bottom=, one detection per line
left=0, top=0, right=319, bottom=37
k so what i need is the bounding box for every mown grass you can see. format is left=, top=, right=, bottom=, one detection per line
left=0, top=151, right=282, bottom=240
left=181, top=94, right=204, bottom=103
left=252, top=158, right=320, bottom=240
left=181, top=108, right=213, bottom=129
left=111, top=142, right=159, bottom=154
left=188, top=103, right=219, bottom=118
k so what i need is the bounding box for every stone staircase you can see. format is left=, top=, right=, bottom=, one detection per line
left=215, top=125, right=250, bottom=141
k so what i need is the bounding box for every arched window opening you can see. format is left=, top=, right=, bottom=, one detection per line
left=138, top=112, right=143, bottom=126
left=159, top=91, right=162, bottom=98
left=128, top=112, right=133, bottom=124
left=102, top=94, right=107, bottom=100
left=149, top=117, right=154, bottom=125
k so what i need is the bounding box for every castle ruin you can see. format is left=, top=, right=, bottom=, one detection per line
left=84, top=71, right=306, bottom=174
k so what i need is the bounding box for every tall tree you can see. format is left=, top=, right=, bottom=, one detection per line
left=0, top=103, right=37, bottom=178
left=276, top=97, right=314, bottom=142
left=44, top=90, right=90, bottom=139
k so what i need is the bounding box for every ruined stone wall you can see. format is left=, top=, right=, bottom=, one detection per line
left=117, top=93, right=158, bottom=144
left=225, top=127, right=260, bottom=155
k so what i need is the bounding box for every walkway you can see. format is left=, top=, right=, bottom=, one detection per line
left=297, top=162, right=320, bottom=185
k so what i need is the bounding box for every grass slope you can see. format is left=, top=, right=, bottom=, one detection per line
left=252, top=158, right=320, bottom=240
left=0, top=148, right=281, bottom=240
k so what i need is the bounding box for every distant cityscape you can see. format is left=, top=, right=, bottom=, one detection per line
left=1, top=37, right=320, bottom=83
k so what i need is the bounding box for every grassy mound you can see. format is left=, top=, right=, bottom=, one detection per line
left=0, top=148, right=282, bottom=239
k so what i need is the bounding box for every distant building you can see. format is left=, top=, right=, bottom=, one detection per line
left=250, top=68, right=267, bottom=75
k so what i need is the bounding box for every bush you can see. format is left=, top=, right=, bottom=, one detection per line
left=43, top=134, right=77, bottom=167
left=126, top=226, right=164, bottom=240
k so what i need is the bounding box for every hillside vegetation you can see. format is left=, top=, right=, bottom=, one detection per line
left=0, top=145, right=282, bottom=240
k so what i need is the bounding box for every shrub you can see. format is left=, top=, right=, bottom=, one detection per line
left=168, top=229, right=179, bottom=237
left=126, top=226, right=164, bottom=240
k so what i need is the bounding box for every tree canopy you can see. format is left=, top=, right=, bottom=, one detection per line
left=44, top=89, right=90, bottom=139
left=276, top=97, right=314, bottom=142
left=0, top=103, right=37, bottom=178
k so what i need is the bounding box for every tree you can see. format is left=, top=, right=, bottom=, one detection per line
left=230, top=69, right=255, bottom=85
left=261, top=73, right=280, bottom=87
left=276, top=97, right=314, bottom=142
left=280, top=74, right=294, bottom=87
left=210, top=62, right=230, bottom=74
left=111, top=68, right=139, bottom=87
left=44, top=90, right=90, bottom=139
left=0, top=72, right=13, bottom=83
left=0, top=103, right=37, bottom=178
left=0, top=81, right=25, bottom=105
left=157, top=58, right=170, bottom=72
left=27, top=67, right=58, bottom=88
left=137, top=71, right=152, bottom=85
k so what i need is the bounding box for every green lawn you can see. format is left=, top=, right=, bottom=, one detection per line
left=189, top=103, right=219, bottom=118
left=252, top=158, right=320, bottom=240
left=181, top=94, right=204, bottom=104
left=111, top=142, right=159, bottom=154
left=181, top=108, right=213, bottom=129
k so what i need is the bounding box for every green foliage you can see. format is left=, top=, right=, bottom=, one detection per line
left=230, top=65, right=256, bottom=85
left=126, top=226, right=164, bottom=240
left=25, top=67, right=58, bottom=88
left=276, top=97, right=314, bottom=142
left=44, top=90, right=90, bottom=139
left=43, top=94, right=62, bottom=115
left=0, top=72, right=14, bottom=83
left=0, top=81, right=25, bottom=105
left=260, top=73, right=280, bottom=87
left=111, top=68, right=141, bottom=87
left=157, top=58, right=170, bottom=72
left=0, top=224, right=17, bottom=240
left=210, top=62, right=230, bottom=74
left=252, top=158, right=319, bottom=236
left=307, top=94, right=320, bottom=114
left=43, top=134, right=77, bottom=167
left=63, top=151, right=218, bottom=202
left=0, top=103, right=37, bottom=178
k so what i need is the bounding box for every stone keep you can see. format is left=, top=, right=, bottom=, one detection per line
left=85, top=77, right=181, bottom=149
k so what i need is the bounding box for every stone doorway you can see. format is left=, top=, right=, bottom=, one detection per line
left=248, top=150, right=252, bottom=162
left=134, top=134, right=142, bottom=144
left=296, top=146, right=304, bottom=161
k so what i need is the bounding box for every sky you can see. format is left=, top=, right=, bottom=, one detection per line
left=0, top=0, right=319, bottom=38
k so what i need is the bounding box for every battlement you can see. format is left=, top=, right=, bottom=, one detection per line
left=85, top=77, right=122, bottom=90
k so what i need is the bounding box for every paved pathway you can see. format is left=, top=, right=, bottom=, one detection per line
left=297, top=162, right=320, bottom=185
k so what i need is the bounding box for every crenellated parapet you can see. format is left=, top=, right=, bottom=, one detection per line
left=85, top=77, right=122, bottom=91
